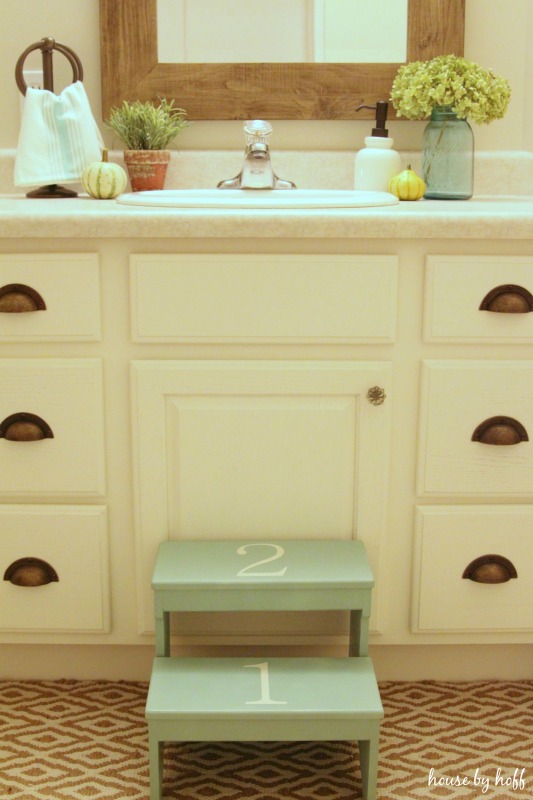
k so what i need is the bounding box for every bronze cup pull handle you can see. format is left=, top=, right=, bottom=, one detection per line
left=0, top=284, right=46, bottom=313
left=471, top=416, right=528, bottom=446
left=0, top=412, right=54, bottom=441
left=463, top=554, right=517, bottom=584
left=479, top=284, right=533, bottom=313
left=4, top=557, right=59, bottom=586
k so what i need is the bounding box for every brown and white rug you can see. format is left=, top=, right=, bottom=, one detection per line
left=0, top=679, right=531, bottom=799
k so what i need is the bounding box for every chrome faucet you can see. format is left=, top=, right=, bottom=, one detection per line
left=217, top=120, right=296, bottom=190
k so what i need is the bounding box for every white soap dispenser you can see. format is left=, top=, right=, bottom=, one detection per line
left=354, top=101, right=401, bottom=192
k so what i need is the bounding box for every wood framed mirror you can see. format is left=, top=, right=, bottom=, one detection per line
left=100, top=0, right=464, bottom=120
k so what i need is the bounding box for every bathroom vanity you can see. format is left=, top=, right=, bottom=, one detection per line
left=1, top=153, right=532, bottom=680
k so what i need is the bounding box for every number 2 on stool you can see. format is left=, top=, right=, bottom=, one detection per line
left=244, top=662, right=287, bottom=705
left=236, top=543, right=287, bottom=577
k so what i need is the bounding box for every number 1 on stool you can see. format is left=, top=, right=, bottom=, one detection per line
left=244, top=662, right=287, bottom=705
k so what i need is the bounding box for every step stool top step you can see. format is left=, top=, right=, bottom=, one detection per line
left=152, top=540, right=374, bottom=591
left=146, top=656, right=383, bottom=720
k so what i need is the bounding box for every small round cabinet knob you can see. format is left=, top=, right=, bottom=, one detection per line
left=0, top=284, right=46, bottom=313
left=471, top=416, right=528, bottom=446
left=463, top=555, right=517, bottom=584
left=479, top=284, right=533, bottom=313
left=0, top=413, right=54, bottom=441
left=4, top=557, right=59, bottom=587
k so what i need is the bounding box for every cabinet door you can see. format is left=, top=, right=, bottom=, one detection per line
left=132, top=360, right=391, bottom=636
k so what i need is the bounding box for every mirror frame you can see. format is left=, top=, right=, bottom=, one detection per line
left=100, top=0, right=464, bottom=120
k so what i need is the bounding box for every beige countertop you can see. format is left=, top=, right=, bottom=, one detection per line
left=1, top=193, right=533, bottom=240
left=2, top=150, right=533, bottom=240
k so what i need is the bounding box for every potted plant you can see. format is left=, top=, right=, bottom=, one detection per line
left=390, top=55, right=511, bottom=199
left=105, top=98, right=188, bottom=191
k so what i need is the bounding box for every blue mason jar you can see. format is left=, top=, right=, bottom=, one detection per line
left=422, top=105, right=474, bottom=200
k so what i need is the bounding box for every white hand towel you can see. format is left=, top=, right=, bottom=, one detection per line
left=14, top=80, right=104, bottom=187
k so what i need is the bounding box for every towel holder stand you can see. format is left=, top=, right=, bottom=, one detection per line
left=15, top=37, right=84, bottom=198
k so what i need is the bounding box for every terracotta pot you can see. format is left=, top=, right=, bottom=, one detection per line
left=123, top=150, right=171, bottom=192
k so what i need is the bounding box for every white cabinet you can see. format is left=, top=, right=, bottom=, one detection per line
left=2, top=240, right=532, bottom=668
left=0, top=253, right=110, bottom=639
left=412, top=254, right=533, bottom=642
left=130, top=253, right=395, bottom=640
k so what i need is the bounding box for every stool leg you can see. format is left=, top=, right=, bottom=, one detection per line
left=349, top=610, right=370, bottom=657
left=358, top=727, right=380, bottom=800
left=148, top=729, right=164, bottom=800
left=155, top=611, right=170, bottom=657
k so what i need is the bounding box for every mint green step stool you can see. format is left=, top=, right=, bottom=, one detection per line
left=146, top=540, right=382, bottom=799
left=151, top=539, right=374, bottom=657
left=146, top=656, right=383, bottom=800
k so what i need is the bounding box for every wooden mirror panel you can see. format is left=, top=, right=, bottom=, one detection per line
left=100, top=0, right=465, bottom=120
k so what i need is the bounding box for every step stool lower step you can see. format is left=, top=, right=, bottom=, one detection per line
left=146, top=656, right=382, bottom=800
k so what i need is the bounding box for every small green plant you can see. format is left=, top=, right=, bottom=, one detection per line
left=105, top=98, right=188, bottom=150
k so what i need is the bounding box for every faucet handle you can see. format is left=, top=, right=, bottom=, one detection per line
left=244, top=120, right=273, bottom=146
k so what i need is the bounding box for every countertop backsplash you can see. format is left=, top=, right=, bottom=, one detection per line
left=1, top=149, right=532, bottom=196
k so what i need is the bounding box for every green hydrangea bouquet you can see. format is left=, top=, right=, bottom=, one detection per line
left=391, top=54, right=511, bottom=124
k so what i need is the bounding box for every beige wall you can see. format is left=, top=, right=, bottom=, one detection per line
left=2, top=0, right=532, bottom=152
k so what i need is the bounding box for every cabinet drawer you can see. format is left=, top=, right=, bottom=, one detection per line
left=412, top=506, right=533, bottom=632
left=0, top=359, right=106, bottom=497
left=131, top=254, right=397, bottom=342
left=425, top=256, right=533, bottom=342
left=0, top=505, right=109, bottom=632
left=418, top=360, right=533, bottom=496
left=0, top=254, right=100, bottom=341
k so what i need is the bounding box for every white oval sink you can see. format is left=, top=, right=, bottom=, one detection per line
left=115, top=188, right=399, bottom=209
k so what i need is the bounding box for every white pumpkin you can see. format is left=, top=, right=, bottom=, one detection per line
left=81, top=149, right=127, bottom=199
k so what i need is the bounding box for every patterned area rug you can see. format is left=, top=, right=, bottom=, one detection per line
left=0, top=679, right=531, bottom=799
